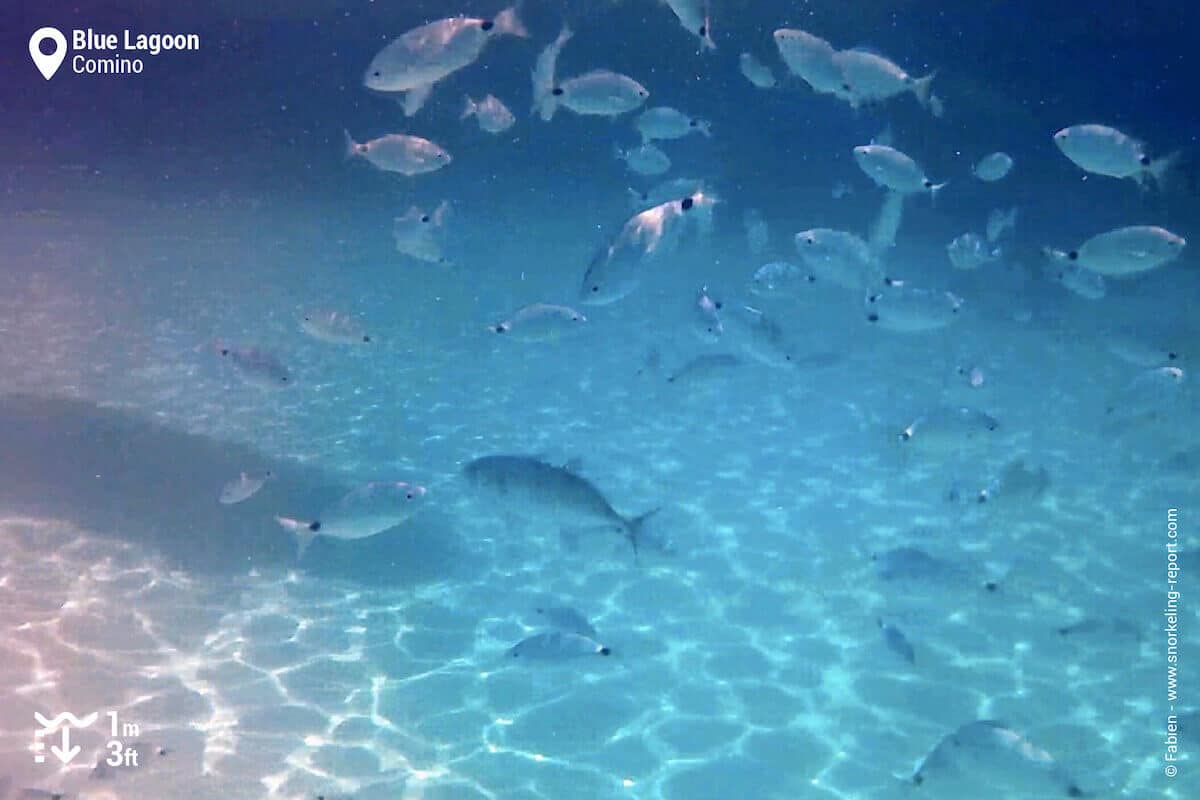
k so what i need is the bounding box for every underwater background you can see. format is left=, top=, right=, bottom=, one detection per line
left=0, top=1, right=1197, bottom=798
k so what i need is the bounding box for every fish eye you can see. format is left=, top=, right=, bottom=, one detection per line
left=599, top=646, right=612, bottom=656
left=281, top=376, right=288, bottom=382
left=406, top=492, right=414, bottom=500
left=591, top=285, right=600, bottom=293
left=493, top=324, right=505, bottom=333
left=481, top=20, right=494, bottom=31
left=372, top=71, right=381, bottom=77
left=1169, top=352, right=1178, bottom=360
left=1067, top=250, right=1079, bottom=261
left=219, top=348, right=229, bottom=356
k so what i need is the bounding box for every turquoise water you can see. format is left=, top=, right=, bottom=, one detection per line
left=0, top=1, right=1197, bottom=798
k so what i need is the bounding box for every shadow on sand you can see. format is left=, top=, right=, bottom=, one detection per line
left=0, top=393, right=478, bottom=585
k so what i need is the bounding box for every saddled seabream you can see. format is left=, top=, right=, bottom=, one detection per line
left=461, top=93, right=515, bottom=133
left=363, top=7, right=527, bottom=116
left=794, top=228, right=883, bottom=291
left=394, top=201, right=451, bottom=264
left=947, top=232, right=1000, bottom=271
left=1054, top=123, right=1178, bottom=188
left=897, top=406, right=999, bottom=454
left=773, top=28, right=846, bottom=98
left=207, top=342, right=291, bottom=390
left=278, top=480, right=428, bottom=559
left=723, top=304, right=797, bottom=369
left=872, top=545, right=974, bottom=586
left=534, top=606, right=598, bottom=639
left=628, top=176, right=707, bottom=209
left=663, top=0, right=715, bottom=51
left=1043, top=249, right=1106, bottom=299
left=853, top=144, right=946, bottom=198
left=690, top=285, right=724, bottom=343
left=739, top=52, right=776, bottom=88
left=219, top=471, right=271, bottom=505
left=973, top=151, right=1014, bottom=182
left=299, top=310, right=372, bottom=344
left=1106, top=366, right=1186, bottom=419
left=666, top=353, right=742, bottom=385
left=508, top=631, right=611, bottom=660
left=834, top=48, right=935, bottom=111
left=911, top=720, right=1088, bottom=797
left=531, top=25, right=574, bottom=120
left=553, top=69, right=649, bottom=116
left=749, top=261, right=811, bottom=298
left=1048, top=225, right=1185, bottom=277
left=490, top=303, right=587, bottom=341
left=614, top=141, right=671, bottom=176
left=635, top=106, right=712, bottom=142
left=344, top=130, right=451, bottom=176
left=1105, top=335, right=1181, bottom=367
left=579, top=191, right=705, bottom=305
left=878, top=618, right=915, bottom=664
left=865, top=279, right=963, bottom=332
left=462, top=455, right=659, bottom=554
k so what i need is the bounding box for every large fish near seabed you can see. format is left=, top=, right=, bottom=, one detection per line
left=462, top=455, right=658, bottom=555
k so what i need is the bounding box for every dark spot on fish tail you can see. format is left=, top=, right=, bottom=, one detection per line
left=1169, top=352, right=1179, bottom=360
left=1067, top=785, right=1084, bottom=797
left=372, top=71, right=380, bottom=77
left=898, top=430, right=911, bottom=441
left=807, top=274, right=816, bottom=282
left=552, top=87, right=564, bottom=96
left=1068, top=250, right=1079, bottom=261
left=493, top=324, right=506, bottom=333
left=698, top=25, right=706, bottom=36
left=690, top=119, right=698, bottom=127
left=984, top=581, right=998, bottom=592
left=309, top=521, right=321, bottom=532
left=714, top=300, right=723, bottom=309
left=591, top=285, right=600, bottom=293
left=157, top=747, right=168, bottom=756
left=599, top=646, right=612, bottom=656
left=912, top=773, right=924, bottom=786
left=481, top=19, right=494, bottom=31
left=1140, top=155, right=1150, bottom=166
left=923, top=179, right=934, bottom=188
left=363, top=335, right=371, bottom=342
left=421, top=215, right=430, bottom=223
left=220, top=348, right=230, bottom=356
left=681, top=196, right=695, bottom=210
left=281, top=376, right=289, bottom=382
left=842, top=83, right=852, bottom=91
left=867, top=313, right=880, bottom=322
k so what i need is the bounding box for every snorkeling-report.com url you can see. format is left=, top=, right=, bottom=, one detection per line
left=1165, top=507, right=1181, bottom=778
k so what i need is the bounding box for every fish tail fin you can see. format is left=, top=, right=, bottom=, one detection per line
left=342, top=129, right=359, bottom=160
left=625, top=507, right=662, bottom=559
left=461, top=96, right=477, bottom=120
left=294, top=521, right=320, bottom=561
left=494, top=5, right=528, bottom=38
left=928, top=180, right=949, bottom=205
left=911, top=70, right=937, bottom=108
left=1147, top=149, right=1181, bottom=190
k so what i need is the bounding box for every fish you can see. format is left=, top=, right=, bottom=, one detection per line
left=911, top=720, right=1087, bottom=797
left=461, top=94, right=515, bottom=133
left=723, top=304, right=798, bottom=368
left=210, top=343, right=291, bottom=390
left=534, top=606, right=598, bottom=639
left=834, top=48, right=936, bottom=111
left=739, top=52, right=776, bottom=88
left=978, top=459, right=1050, bottom=506
left=344, top=130, right=451, bottom=176
left=666, top=353, right=742, bottom=385
left=794, top=228, right=883, bottom=291
left=743, top=208, right=769, bottom=255
left=299, top=310, right=372, bottom=344
left=531, top=25, right=574, bottom=120
left=490, top=303, right=587, bottom=341
left=1106, top=366, right=1186, bottom=420
left=1056, top=617, right=1141, bottom=642
left=865, top=279, right=963, bottom=332
left=614, top=141, right=672, bottom=176
left=363, top=7, right=527, bottom=115
left=773, top=28, right=847, bottom=98
left=634, top=106, right=712, bottom=141
left=749, top=261, right=811, bottom=298
left=507, top=631, right=611, bottom=660
left=973, top=152, right=1014, bottom=181
left=579, top=191, right=705, bottom=305
left=898, top=406, right=999, bottom=453
left=462, top=455, right=658, bottom=555
left=628, top=176, right=707, bottom=209
left=1105, top=336, right=1181, bottom=367
left=690, top=285, right=724, bottom=343
left=946, top=232, right=1001, bottom=270
left=878, top=618, right=915, bottom=664
left=1054, top=123, right=1178, bottom=188
left=393, top=201, right=451, bottom=264
left=663, top=0, right=715, bottom=51
left=867, top=190, right=906, bottom=255
left=278, top=480, right=428, bottom=559
left=219, top=471, right=271, bottom=505
left=552, top=70, right=649, bottom=116
left=986, top=207, right=1018, bottom=243
left=1046, top=225, right=1185, bottom=277
left=872, top=546, right=971, bottom=585
left=853, top=144, right=947, bottom=198
left=1045, top=253, right=1106, bottom=300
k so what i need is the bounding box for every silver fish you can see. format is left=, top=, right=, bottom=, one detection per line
left=878, top=618, right=915, bottom=664
left=614, top=141, right=671, bottom=176
left=834, top=48, right=935, bottom=111
left=663, top=0, right=715, bottom=51
left=215, top=344, right=291, bottom=390
left=1050, top=225, right=1185, bottom=277
left=947, top=232, right=1000, bottom=271
left=490, top=303, right=587, bottom=342
left=507, top=631, right=611, bottom=660
left=461, top=94, right=515, bottom=133
left=749, top=261, right=810, bottom=298
left=853, top=144, right=946, bottom=198
left=973, top=151, right=1014, bottom=181
left=278, top=480, right=428, bottom=559
left=724, top=304, right=797, bottom=368
left=666, top=353, right=742, bottom=385
left=634, top=106, right=712, bottom=142
left=795, top=228, right=883, bottom=291
left=219, top=471, right=271, bottom=505
left=739, top=52, right=777, bottom=89
left=898, top=406, right=999, bottom=454
left=1054, top=123, right=1177, bottom=188
left=394, top=201, right=451, bottom=264
left=463, top=455, right=658, bottom=554
left=300, top=310, right=372, bottom=344
left=344, top=130, right=451, bottom=176
left=534, top=606, right=598, bottom=639
left=865, top=279, right=963, bottom=332
left=531, top=25, right=574, bottom=120
left=773, top=28, right=845, bottom=98
left=553, top=70, right=649, bottom=116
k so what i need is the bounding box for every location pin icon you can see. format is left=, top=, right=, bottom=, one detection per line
left=29, top=28, right=67, bottom=80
